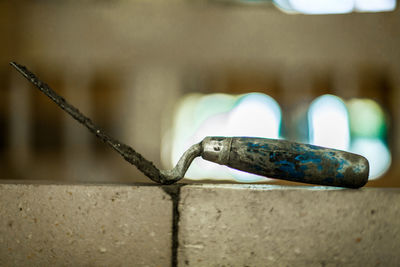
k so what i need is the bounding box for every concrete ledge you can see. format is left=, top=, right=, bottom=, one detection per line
left=1, top=182, right=399, bottom=266
left=178, top=185, right=400, bottom=266
left=0, top=182, right=173, bottom=267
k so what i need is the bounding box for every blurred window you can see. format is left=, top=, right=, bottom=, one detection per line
left=354, top=0, right=396, bottom=12
left=308, top=95, right=350, bottom=151
left=167, top=93, right=281, bottom=182
left=347, top=99, right=391, bottom=179
left=273, top=0, right=396, bottom=14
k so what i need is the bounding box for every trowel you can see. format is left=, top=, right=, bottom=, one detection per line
left=10, top=62, right=369, bottom=188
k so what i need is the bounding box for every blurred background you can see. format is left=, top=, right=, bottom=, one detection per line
left=0, top=0, right=399, bottom=186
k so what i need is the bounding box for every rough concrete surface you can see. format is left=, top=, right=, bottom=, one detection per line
left=178, top=185, right=400, bottom=266
left=0, top=182, right=172, bottom=267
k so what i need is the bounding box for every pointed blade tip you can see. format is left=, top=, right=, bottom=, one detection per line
left=9, top=62, right=27, bottom=77
left=9, top=61, right=20, bottom=69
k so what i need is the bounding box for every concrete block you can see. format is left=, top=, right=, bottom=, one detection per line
left=0, top=182, right=173, bottom=267
left=178, top=185, right=400, bottom=266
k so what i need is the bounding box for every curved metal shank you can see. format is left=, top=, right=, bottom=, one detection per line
left=202, top=137, right=369, bottom=188
left=161, top=142, right=202, bottom=183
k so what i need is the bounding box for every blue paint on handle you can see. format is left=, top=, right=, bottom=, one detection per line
left=275, top=160, right=305, bottom=179
left=246, top=139, right=358, bottom=182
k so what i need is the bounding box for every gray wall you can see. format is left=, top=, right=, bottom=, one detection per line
left=0, top=2, right=399, bottom=186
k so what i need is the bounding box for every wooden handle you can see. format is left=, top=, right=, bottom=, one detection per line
left=201, top=137, right=369, bottom=188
